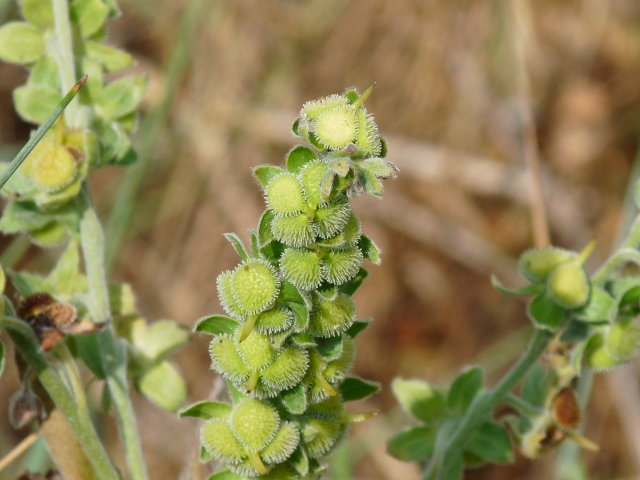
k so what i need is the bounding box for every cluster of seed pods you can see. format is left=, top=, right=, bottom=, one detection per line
left=195, top=88, right=397, bottom=479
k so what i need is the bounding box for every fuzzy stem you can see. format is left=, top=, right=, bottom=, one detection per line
left=423, top=328, right=553, bottom=479
left=51, top=0, right=80, bottom=128
left=1, top=316, right=118, bottom=480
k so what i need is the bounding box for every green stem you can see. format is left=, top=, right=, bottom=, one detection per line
left=591, top=247, right=640, bottom=285
left=424, top=328, right=553, bottom=479
left=51, top=0, right=80, bottom=127
left=77, top=187, right=149, bottom=480
left=1, top=316, right=118, bottom=480
left=504, top=393, right=542, bottom=417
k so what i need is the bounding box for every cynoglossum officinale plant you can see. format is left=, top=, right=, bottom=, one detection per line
left=389, top=216, right=640, bottom=478
left=183, top=86, right=398, bottom=479
left=0, top=2, right=188, bottom=479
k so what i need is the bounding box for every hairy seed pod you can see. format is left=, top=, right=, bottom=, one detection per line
left=322, top=248, right=363, bottom=285
left=304, top=350, right=332, bottom=403
left=310, top=294, right=356, bottom=337
left=307, top=396, right=345, bottom=420
left=301, top=161, right=332, bottom=208
left=28, top=221, right=67, bottom=247
left=547, top=262, right=590, bottom=309
left=314, top=201, right=351, bottom=239
left=301, top=94, right=349, bottom=121
left=324, top=336, right=355, bottom=383
left=231, top=260, right=280, bottom=314
left=354, top=109, right=381, bottom=156
left=265, top=174, right=306, bottom=216
left=605, top=316, right=640, bottom=362
left=314, top=106, right=357, bottom=151
left=360, top=158, right=397, bottom=179
left=217, top=271, right=248, bottom=319
left=236, top=330, right=275, bottom=371
left=209, top=335, right=250, bottom=382
left=260, top=422, right=300, bottom=464
left=518, top=247, right=578, bottom=283
left=270, top=213, right=314, bottom=247
left=303, top=418, right=346, bottom=459
left=280, top=249, right=322, bottom=290
left=584, top=334, right=618, bottom=371
left=261, top=346, right=309, bottom=392
left=201, top=418, right=246, bottom=464
left=255, top=306, right=293, bottom=334
left=230, top=399, right=280, bottom=452
left=23, top=141, right=77, bottom=192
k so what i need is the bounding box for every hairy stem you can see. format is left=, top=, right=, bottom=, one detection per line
left=51, top=0, right=80, bottom=127
left=1, top=316, right=118, bottom=480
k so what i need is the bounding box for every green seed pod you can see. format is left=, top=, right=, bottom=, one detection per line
left=304, top=350, right=332, bottom=404
left=271, top=213, right=314, bottom=247
left=26, top=143, right=77, bottom=192
left=322, top=248, right=363, bottom=285
left=230, top=399, right=280, bottom=452
left=519, top=247, right=577, bottom=283
left=310, top=294, right=356, bottom=337
left=324, top=336, right=355, bottom=383
left=217, top=270, right=248, bottom=319
left=605, top=316, right=640, bottom=362
left=255, top=306, right=293, bottom=334
left=301, top=161, right=332, bottom=208
left=317, top=212, right=361, bottom=249
left=585, top=334, right=618, bottom=371
left=236, top=330, right=275, bottom=371
left=314, top=201, right=351, bottom=239
left=302, top=94, right=349, bottom=121
left=209, top=335, right=250, bottom=382
left=28, top=221, right=67, bottom=247
left=314, top=106, right=357, bottom=151
left=201, top=418, right=246, bottom=464
left=261, top=346, right=309, bottom=392
left=260, top=422, right=300, bottom=464
left=547, top=262, right=590, bottom=309
left=265, top=174, right=306, bottom=216
left=306, top=396, right=345, bottom=420
left=231, top=260, right=280, bottom=314
left=280, top=249, right=322, bottom=290
left=303, top=418, right=346, bottom=459
left=354, top=109, right=381, bottom=156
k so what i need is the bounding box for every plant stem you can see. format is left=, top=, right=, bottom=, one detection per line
left=1, top=316, right=118, bottom=480
left=77, top=187, right=149, bottom=480
left=423, top=328, right=553, bottom=479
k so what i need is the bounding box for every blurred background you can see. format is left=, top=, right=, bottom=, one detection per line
left=1, top=0, right=640, bottom=478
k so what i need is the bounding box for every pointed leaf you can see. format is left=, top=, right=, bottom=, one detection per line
left=253, top=165, right=285, bottom=188
left=7, top=270, right=53, bottom=296
left=137, top=361, right=186, bottom=412
left=347, top=318, right=371, bottom=338
left=223, top=233, right=249, bottom=261
left=528, top=293, right=566, bottom=330
left=143, top=320, right=190, bottom=359
left=338, top=267, right=368, bottom=296
left=286, top=145, right=316, bottom=174
left=289, top=447, right=309, bottom=476
left=387, top=425, right=436, bottom=461
left=179, top=401, right=232, bottom=420
left=490, top=275, right=543, bottom=296
left=85, top=41, right=133, bottom=72
left=282, top=384, right=307, bottom=414
left=358, top=234, right=381, bottom=265
left=447, top=366, right=483, bottom=413
left=316, top=336, right=343, bottom=360
left=340, top=377, right=380, bottom=401
left=465, top=421, right=514, bottom=464
left=96, top=75, right=147, bottom=120
left=289, top=302, right=309, bottom=332
left=194, top=315, right=239, bottom=336
left=258, top=209, right=276, bottom=245
left=392, top=378, right=447, bottom=423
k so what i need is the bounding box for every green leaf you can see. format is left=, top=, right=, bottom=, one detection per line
left=447, top=366, right=483, bottom=414
left=437, top=451, right=463, bottom=480
left=7, top=270, right=53, bottom=296
left=392, top=378, right=447, bottom=423
left=286, top=145, right=316, bottom=174
left=560, top=318, right=591, bottom=342
left=0, top=201, right=51, bottom=233
left=0, top=266, right=4, bottom=293
left=387, top=425, right=436, bottom=461
left=528, top=293, right=566, bottom=330
left=464, top=421, right=514, bottom=464
left=207, top=471, right=243, bottom=480
left=143, top=320, right=190, bottom=359
left=223, top=233, right=249, bottom=261
left=74, top=334, right=106, bottom=378
left=48, top=240, right=87, bottom=295
left=194, top=315, right=239, bottom=335
left=0, top=22, right=44, bottom=64
left=520, top=363, right=549, bottom=409
left=0, top=340, right=5, bottom=379
left=93, top=120, right=137, bottom=166
left=258, top=209, right=276, bottom=246
left=338, top=267, right=368, bottom=296
left=13, top=85, right=61, bottom=124
left=358, top=234, right=381, bottom=265
left=574, top=286, right=616, bottom=323
left=178, top=401, right=232, bottom=420
left=28, top=57, right=61, bottom=89
left=289, top=447, right=309, bottom=476
left=85, top=41, right=133, bottom=72
left=316, top=336, right=343, bottom=360
left=253, top=165, right=286, bottom=188
left=137, top=361, right=186, bottom=412
left=70, top=0, right=109, bottom=37
left=340, top=377, right=380, bottom=401
left=20, top=0, right=54, bottom=28
left=346, top=318, right=371, bottom=338
left=288, top=302, right=309, bottom=332
left=96, top=75, right=147, bottom=120
left=282, top=384, right=307, bottom=414
left=490, top=275, right=543, bottom=296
